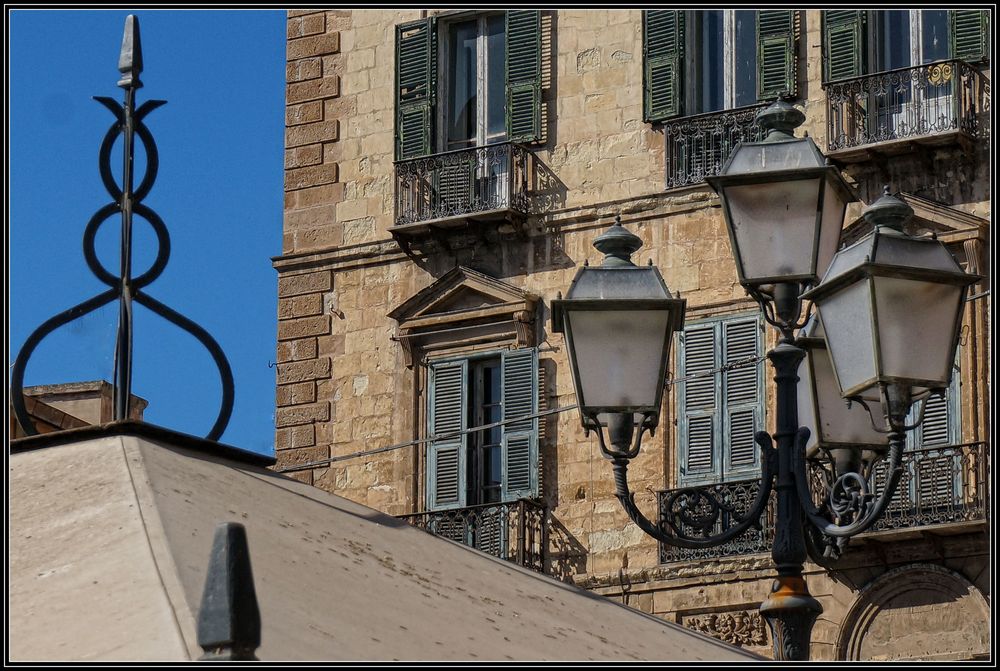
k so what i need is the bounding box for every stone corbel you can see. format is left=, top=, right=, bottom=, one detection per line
left=396, top=328, right=415, bottom=368
left=513, top=308, right=536, bottom=349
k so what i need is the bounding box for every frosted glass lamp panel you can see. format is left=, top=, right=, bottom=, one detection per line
left=805, top=344, right=888, bottom=450
left=873, top=276, right=963, bottom=388
left=816, top=280, right=877, bottom=397
left=815, top=181, right=848, bottom=282
left=725, top=178, right=823, bottom=282
left=565, top=309, right=671, bottom=410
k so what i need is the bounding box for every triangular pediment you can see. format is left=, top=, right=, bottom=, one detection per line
left=388, top=266, right=535, bottom=323
left=842, top=192, right=988, bottom=247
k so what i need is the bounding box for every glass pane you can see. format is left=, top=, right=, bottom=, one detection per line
left=816, top=280, right=877, bottom=397
left=448, top=20, right=478, bottom=148
left=725, top=178, right=823, bottom=282
left=873, top=277, right=962, bottom=387
left=734, top=11, right=758, bottom=107
left=486, top=14, right=507, bottom=140
left=698, top=11, right=725, bottom=113
left=876, top=10, right=912, bottom=71
left=565, top=309, right=671, bottom=410
left=921, top=10, right=950, bottom=63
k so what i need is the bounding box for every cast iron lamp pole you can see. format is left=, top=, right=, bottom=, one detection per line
left=552, top=102, right=978, bottom=661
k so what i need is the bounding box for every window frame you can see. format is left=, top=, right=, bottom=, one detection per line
left=436, top=11, right=508, bottom=153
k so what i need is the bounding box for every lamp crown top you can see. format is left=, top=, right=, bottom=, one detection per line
left=593, top=214, right=643, bottom=267
left=756, top=100, right=805, bottom=141
left=863, top=186, right=913, bottom=232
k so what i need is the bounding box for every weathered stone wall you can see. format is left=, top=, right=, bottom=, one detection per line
left=276, top=9, right=991, bottom=659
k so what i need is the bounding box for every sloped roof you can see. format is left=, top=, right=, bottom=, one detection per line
left=9, top=428, right=758, bottom=662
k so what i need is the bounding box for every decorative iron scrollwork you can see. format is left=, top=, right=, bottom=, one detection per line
left=10, top=15, right=234, bottom=441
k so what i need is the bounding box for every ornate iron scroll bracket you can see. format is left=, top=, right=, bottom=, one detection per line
left=609, top=427, right=777, bottom=550
left=10, top=15, right=234, bottom=441
left=792, top=426, right=906, bottom=545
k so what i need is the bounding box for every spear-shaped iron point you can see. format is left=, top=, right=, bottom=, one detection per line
left=117, top=14, right=143, bottom=89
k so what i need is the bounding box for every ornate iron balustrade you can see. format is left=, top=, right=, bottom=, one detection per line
left=398, top=498, right=547, bottom=573
left=824, top=60, right=991, bottom=152
left=658, top=442, right=988, bottom=563
left=663, top=104, right=768, bottom=189
left=394, top=142, right=531, bottom=227
left=658, top=478, right=776, bottom=563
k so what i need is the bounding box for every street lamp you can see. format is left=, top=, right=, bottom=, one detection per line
left=551, top=101, right=979, bottom=661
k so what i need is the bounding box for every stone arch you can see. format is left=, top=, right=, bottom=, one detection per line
left=837, top=563, right=990, bottom=661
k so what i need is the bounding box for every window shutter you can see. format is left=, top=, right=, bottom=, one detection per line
left=395, top=18, right=437, bottom=160
left=427, top=359, right=467, bottom=510
left=757, top=11, right=796, bottom=100
left=505, top=10, right=542, bottom=143
left=501, top=347, right=538, bottom=501
left=643, top=10, right=684, bottom=123
left=723, top=317, right=761, bottom=478
left=951, top=10, right=989, bottom=63
left=823, top=10, right=866, bottom=82
left=436, top=157, right=475, bottom=215
left=679, top=324, right=718, bottom=483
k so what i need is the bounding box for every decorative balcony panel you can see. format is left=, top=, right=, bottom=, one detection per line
left=398, top=498, right=547, bottom=573
left=662, top=104, right=767, bottom=189
left=393, top=142, right=531, bottom=231
left=824, top=60, right=990, bottom=156
left=658, top=442, right=988, bottom=564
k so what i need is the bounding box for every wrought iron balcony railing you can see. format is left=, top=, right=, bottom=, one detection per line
left=393, top=142, right=532, bottom=229
left=663, top=103, right=768, bottom=189
left=397, top=498, right=547, bottom=573
left=824, top=59, right=991, bottom=153
left=658, top=442, right=988, bottom=564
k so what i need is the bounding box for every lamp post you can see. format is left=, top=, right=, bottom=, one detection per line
left=551, top=101, right=979, bottom=661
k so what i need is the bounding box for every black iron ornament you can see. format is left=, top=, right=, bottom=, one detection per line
left=11, top=15, right=234, bottom=441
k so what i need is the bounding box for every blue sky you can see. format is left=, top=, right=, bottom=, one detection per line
left=8, top=10, right=287, bottom=455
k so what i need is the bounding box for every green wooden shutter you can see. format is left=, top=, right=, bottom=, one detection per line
left=757, top=11, right=796, bottom=100
left=951, top=11, right=989, bottom=63
left=436, top=156, right=475, bottom=215
left=679, top=324, right=719, bottom=483
left=501, top=347, right=538, bottom=501
left=722, top=317, right=762, bottom=479
left=823, top=10, right=866, bottom=82
left=643, top=10, right=684, bottom=123
left=427, top=359, right=467, bottom=511
left=506, top=10, right=542, bottom=143
left=395, top=18, right=437, bottom=160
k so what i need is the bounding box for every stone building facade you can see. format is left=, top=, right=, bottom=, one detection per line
left=273, top=10, right=991, bottom=660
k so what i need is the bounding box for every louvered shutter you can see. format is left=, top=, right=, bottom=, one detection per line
left=905, top=372, right=961, bottom=514
left=501, top=347, right=538, bottom=501
left=643, top=10, right=684, bottom=123
left=823, top=10, right=866, bottom=82
left=436, top=157, right=475, bottom=215
left=723, top=317, right=762, bottom=479
left=951, top=11, right=989, bottom=63
left=427, top=360, right=467, bottom=511
left=679, top=325, right=719, bottom=483
left=506, top=11, right=542, bottom=143
left=473, top=507, right=508, bottom=558
left=395, top=18, right=437, bottom=160
left=757, top=11, right=796, bottom=100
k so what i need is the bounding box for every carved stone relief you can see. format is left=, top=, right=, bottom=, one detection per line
left=681, top=609, right=769, bottom=648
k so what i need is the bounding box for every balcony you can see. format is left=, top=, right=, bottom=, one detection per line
left=663, top=103, right=767, bottom=189
left=392, top=142, right=532, bottom=235
left=397, top=499, right=547, bottom=574
left=823, top=60, right=991, bottom=161
left=658, top=442, right=988, bottom=564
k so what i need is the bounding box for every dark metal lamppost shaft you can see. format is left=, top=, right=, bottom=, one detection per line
left=758, top=336, right=822, bottom=660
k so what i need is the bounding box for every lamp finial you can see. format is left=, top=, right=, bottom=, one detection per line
left=593, top=214, right=642, bottom=267
left=756, top=100, right=805, bottom=141
left=863, top=186, right=912, bottom=232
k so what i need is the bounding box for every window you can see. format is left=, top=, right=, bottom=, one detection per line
left=677, top=314, right=764, bottom=485
left=643, top=10, right=797, bottom=123
left=426, top=348, right=539, bottom=511
left=823, top=10, right=990, bottom=82
left=394, top=11, right=541, bottom=161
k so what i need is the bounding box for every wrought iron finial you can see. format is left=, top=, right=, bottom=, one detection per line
left=10, top=16, right=234, bottom=441
left=862, top=185, right=913, bottom=232
left=117, top=15, right=143, bottom=89
left=756, top=100, right=805, bottom=141
left=197, top=523, right=261, bottom=661
left=593, top=214, right=643, bottom=267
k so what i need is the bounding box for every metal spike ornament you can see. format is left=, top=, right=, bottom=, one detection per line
left=11, top=16, right=234, bottom=441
